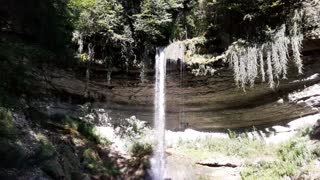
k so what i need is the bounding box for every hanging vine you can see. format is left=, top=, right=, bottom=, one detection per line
left=225, top=11, right=303, bottom=89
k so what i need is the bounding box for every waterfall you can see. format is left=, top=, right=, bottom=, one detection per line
left=179, top=59, right=186, bottom=130
left=151, top=42, right=185, bottom=179
left=165, top=41, right=185, bottom=62
left=151, top=47, right=167, bottom=180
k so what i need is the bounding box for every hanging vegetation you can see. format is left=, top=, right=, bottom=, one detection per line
left=66, top=0, right=318, bottom=88
left=225, top=11, right=304, bottom=89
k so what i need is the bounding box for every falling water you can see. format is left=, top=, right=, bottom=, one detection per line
left=151, top=47, right=167, bottom=180
left=179, top=59, right=186, bottom=130
left=151, top=42, right=185, bottom=179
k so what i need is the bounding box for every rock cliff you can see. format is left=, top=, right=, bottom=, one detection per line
left=46, top=39, right=320, bottom=131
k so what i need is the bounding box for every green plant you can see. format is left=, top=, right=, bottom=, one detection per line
left=0, top=107, right=17, bottom=139
left=130, top=142, right=153, bottom=158
left=177, top=136, right=268, bottom=160
left=298, top=126, right=313, bottom=137
left=78, top=122, right=100, bottom=143
left=0, top=40, right=52, bottom=106
left=312, top=146, right=320, bottom=157
left=82, top=148, right=103, bottom=171
left=63, top=116, right=101, bottom=143
left=37, top=139, right=57, bottom=162
left=82, top=148, right=119, bottom=175
left=118, top=116, right=149, bottom=139
left=241, top=137, right=315, bottom=179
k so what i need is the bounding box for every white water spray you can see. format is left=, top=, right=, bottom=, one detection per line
left=151, top=47, right=167, bottom=180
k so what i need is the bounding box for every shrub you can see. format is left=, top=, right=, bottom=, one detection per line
left=82, top=148, right=119, bottom=175
left=35, top=139, right=57, bottom=163
left=176, top=135, right=267, bottom=159
left=63, top=116, right=101, bottom=143
left=241, top=137, right=315, bottom=179
left=131, top=142, right=153, bottom=158
left=82, top=148, right=103, bottom=171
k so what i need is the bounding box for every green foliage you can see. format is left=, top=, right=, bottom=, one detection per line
left=37, top=139, right=57, bottom=161
left=82, top=148, right=119, bottom=175
left=130, top=142, right=153, bottom=157
left=72, top=0, right=125, bottom=35
left=0, top=107, right=17, bottom=139
left=297, top=126, right=314, bottom=138
left=176, top=132, right=318, bottom=179
left=0, top=1, right=75, bottom=106
left=177, top=135, right=268, bottom=159
left=241, top=137, right=315, bottom=179
left=69, top=0, right=137, bottom=70
left=277, top=138, right=313, bottom=168
left=1, top=0, right=308, bottom=76
left=117, top=116, right=149, bottom=139
left=78, top=121, right=99, bottom=142
left=63, top=116, right=101, bottom=143
left=1, top=0, right=73, bottom=52
left=0, top=109, right=29, bottom=168
left=67, top=0, right=306, bottom=75
left=312, top=146, right=320, bottom=158
left=204, top=0, right=303, bottom=51
left=0, top=41, right=41, bottom=107
left=82, top=148, right=102, bottom=171
left=0, top=37, right=76, bottom=107
left=68, top=0, right=206, bottom=71
left=69, top=0, right=96, bottom=9
left=133, top=0, right=173, bottom=41
left=169, top=0, right=206, bottom=39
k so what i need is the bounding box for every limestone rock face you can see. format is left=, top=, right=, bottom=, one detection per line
left=48, top=39, right=320, bottom=131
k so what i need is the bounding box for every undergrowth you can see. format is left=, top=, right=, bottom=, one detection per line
left=176, top=134, right=269, bottom=160
left=241, top=137, right=316, bottom=179
left=63, top=116, right=103, bottom=144
left=174, top=128, right=319, bottom=180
